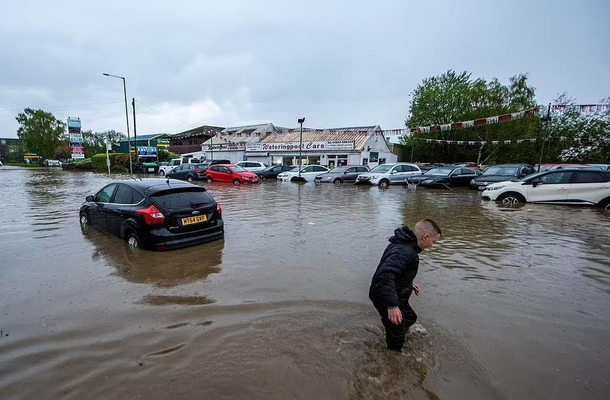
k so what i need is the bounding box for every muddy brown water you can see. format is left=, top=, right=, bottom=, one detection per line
left=0, top=167, right=609, bottom=399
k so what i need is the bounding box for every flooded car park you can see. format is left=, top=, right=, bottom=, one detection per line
left=1, top=167, right=609, bottom=399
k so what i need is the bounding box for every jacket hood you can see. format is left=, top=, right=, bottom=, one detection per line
left=389, top=226, right=422, bottom=253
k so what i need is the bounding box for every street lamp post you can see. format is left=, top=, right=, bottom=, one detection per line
left=103, top=73, right=133, bottom=174
left=297, top=117, right=305, bottom=177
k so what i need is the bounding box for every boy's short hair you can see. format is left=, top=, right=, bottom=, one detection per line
left=413, top=219, right=442, bottom=237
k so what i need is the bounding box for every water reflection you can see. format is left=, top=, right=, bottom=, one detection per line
left=82, top=230, right=224, bottom=287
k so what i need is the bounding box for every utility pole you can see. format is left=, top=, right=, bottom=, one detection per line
left=132, top=98, right=138, bottom=165
left=298, top=117, right=305, bottom=176
left=537, top=103, right=552, bottom=172
left=102, top=73, right=132, bottom=174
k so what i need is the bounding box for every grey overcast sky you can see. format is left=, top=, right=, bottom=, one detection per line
left=0, top=0, right=608, bottom=138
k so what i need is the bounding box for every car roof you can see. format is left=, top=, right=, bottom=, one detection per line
left=488, top=163, right=531, bottom=167
left=117, top=179, right=203, bottom=192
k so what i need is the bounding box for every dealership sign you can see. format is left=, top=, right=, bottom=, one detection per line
left=203, top=143, right=245, bottom=151
left=67, top=117, right=84, bottom=160
left=246, top=140, right=354, bottom=152
left=137, top=146, right=157, bottom=156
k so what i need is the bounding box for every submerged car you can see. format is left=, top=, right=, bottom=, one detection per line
left=256, top=165, right=296, bottom=180
left=314, top=166, right=369, bottom=184
left=469, top=164, right=534, bottom=190
left=407, top=167, right=479, bottom=188
left=205, top=164, right=259, bottom=185
left=277, top=165, right=329, bottom=182
left=235, top=161, right=269, bottom=172
left=482, top=169, right=610, bottom=209
left=166, top=163, right=207, bottom=182
left=355, top=163, right=422, bottom=188
left=80, top=180, right=224, bottom=250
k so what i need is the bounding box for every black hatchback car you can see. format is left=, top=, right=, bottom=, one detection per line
left=407, top=166, right=479, bottom=188
left=80, top=180, right=224, bottom=250
left=256, top=165, right=296, bottom=180
left=166, top=163, right=207, bottom=182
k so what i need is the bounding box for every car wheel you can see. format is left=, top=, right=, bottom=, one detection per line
left=379, top=179, right=390, bottom=188
left=259, top=175, right=265, bottom=181
left=333, top=178, right=342, bottom=184
left=233, top=179, right=241, bottom=185
left=497, top=192, right=525, bottom=205
left=159, top=170, right=165, bottom=176
left=126, top=232, right=141, bottom=249
left=187, top=175, right=193, bottom=182
left=207, top=177, right=213, bottom=183
left=79, top=212, right=90, bottom=227
left=600, top=198, right=610, bottom=211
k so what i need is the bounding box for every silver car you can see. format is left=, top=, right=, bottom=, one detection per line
left=356, top=163, right=422, bottom=188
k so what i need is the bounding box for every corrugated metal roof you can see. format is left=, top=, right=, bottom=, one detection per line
left=203, top=123, right=287, bottom=145
left=201, top=124, right=385, bottom=151
left=173, top=125, right=224, bottom=139
left=119, top=133, right=171, bottom=143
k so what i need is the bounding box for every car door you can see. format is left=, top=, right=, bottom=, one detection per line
left=453, top=168, right=477, bottom=186
left=217, top=166, right=232, bottom=182
left=567, top=171, right=610, bottom=204
left=390, top=165, right=409, bottom=184
left=90, top=184, right=117, bottom=232
left=311, top=166, right=328, bottom=179
left=106, top=185, right=143, bottom=238
left=527, top=171, right=572, bottom=203
left=342, top=167, right=358, bottom=182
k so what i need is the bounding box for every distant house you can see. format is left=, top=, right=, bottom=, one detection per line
left=113, top=133, right=173, bottom=158
left=170, top=125, right=224, bottom=155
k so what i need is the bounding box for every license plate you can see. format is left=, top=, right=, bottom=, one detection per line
left=181, top=215, right=208, bottom=226
left=148, top=168, right=154, bottom=172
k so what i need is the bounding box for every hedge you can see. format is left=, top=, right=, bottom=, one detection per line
left=91, top=153, right=130, bottom=171
left=62, top=158, right=93, bottom=170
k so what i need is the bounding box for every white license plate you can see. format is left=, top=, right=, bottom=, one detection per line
left=148, top=168, right=154, bottom=172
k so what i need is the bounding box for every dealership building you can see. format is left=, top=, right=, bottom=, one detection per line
left=201, top=124, right=397, bottom=168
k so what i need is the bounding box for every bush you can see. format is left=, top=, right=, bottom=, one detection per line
left=62, top=159, right=93, bottom=170
left=111, top=165, right=128, bottom=173
left=158, top=150, right=179, bottom=162
left=91, top=153, right=129, bottom=171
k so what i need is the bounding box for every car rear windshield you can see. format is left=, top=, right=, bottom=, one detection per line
left=482, top=167, right=519, bottom=176
left=151, top=188, right=214, bottom=210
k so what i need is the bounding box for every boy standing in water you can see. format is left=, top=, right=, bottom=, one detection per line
left=369, top=220, right=442, bottom=352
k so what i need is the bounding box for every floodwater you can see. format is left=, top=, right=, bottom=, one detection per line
left=1, top=167, right=609, bottom=400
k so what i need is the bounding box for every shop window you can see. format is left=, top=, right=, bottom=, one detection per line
left=370, top=152, right=379, bottom=162
left=379, top=158, right=386, bottom=164
left=363, top=158, right=368, bottom=165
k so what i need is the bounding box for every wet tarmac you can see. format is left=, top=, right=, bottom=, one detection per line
left=1, top=167, right=609, bottom=399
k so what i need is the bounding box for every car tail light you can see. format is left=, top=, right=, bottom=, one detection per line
left=195, top=169, right=203, bottom=173
left=216, top=203, right=222, bottom=216
left=136, top=205, right=165, bottom=225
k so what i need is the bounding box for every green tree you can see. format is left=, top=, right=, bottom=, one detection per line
left=83, top=129, right=126, bottom=158
left=403, top=70, right=539, bottom=165
left=16, top=108, right=66, bottom=160
left=544, top=94, right=610, bottom=163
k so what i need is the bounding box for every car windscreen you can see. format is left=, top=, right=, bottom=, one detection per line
left=151, top=188, right=214, bottom=210
left=329, top=167, right=348, bottom=173
left=482, top=167, right=519, bottom=176
left=229, top=166, right=247, bottom=173
left=369, top=164, right=393, bottom=173
left=425, top=168, right=453, bottom=176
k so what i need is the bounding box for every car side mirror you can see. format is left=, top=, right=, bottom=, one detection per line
left=86, top=195, right=94, bottom=202
left=531, top=178, right=543, bottom=187
left=390, top=170, right=397, bottom=174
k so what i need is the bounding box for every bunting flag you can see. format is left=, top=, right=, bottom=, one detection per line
left=414, top=137, right=609, bottom=146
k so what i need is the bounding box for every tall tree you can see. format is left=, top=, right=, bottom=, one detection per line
left=83, top=130, right=126, bottom=158
left=403, top=71, right=538, bottom=164
left=16, top=108, right=66, bottom=160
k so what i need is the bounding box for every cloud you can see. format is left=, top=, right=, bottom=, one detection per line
left=0, top=0, right=609, bottom=137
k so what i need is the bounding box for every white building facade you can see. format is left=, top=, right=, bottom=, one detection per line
left=202, top=125, right=397, bottom=168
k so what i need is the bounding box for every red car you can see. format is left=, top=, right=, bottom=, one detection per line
left=206, top=164, right=259, bottom=185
